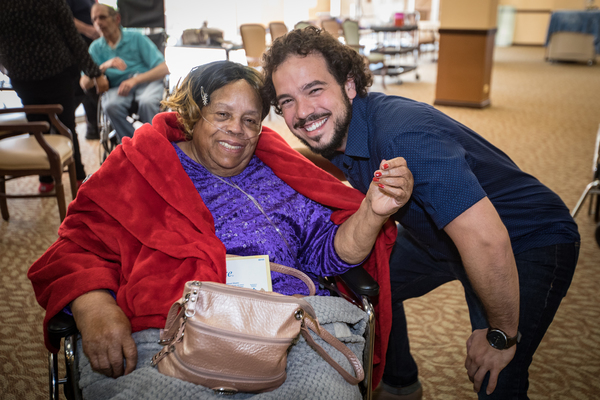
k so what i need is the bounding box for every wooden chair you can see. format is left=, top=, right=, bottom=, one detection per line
left=269, top=21, right=288, bottom=41
left=321, top=18, right=342, bottom=38
left=239, top=24, right=267, bottom=68
left=294, top=21, right=316, bottom=30
left=0, top=105, right=78, bottom=222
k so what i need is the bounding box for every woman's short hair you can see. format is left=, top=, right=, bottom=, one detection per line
left=261, top=26, right=373, bottom=115
left=162, top=61, right=269, bottom=139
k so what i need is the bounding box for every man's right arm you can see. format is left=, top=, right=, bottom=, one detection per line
left=80, top=74, right=109, bottom=93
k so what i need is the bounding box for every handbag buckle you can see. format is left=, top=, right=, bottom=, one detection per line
left=213, top=387, right=238, bottom=395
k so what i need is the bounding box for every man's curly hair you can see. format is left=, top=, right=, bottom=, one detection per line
left=261, top=26, right=373, bottom=115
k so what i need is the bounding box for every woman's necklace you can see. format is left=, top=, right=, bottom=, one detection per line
left=188, top=142, right=301, bottom=269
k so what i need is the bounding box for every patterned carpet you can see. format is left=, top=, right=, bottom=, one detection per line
left=1, top=46, right=599, bottom=399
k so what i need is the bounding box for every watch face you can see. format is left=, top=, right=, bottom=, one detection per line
left=487, top=330, right=507, bottom=349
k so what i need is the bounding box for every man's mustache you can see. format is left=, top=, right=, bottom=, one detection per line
left=294, top=112, right=331, bottom=130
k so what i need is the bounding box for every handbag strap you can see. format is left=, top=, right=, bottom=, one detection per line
left=269, top=262, right=316, bottom=296
left=300, top=316, right=364, bottom=385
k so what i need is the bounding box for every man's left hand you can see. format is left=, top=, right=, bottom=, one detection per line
left=367, top=157, right=413, bottom=218
left=118, top=78, right=137, bottom=96
left=465, top=328, right=516, bottom=395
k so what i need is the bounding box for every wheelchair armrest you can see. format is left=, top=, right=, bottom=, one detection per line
left=338, top=266, right=380, bottom=298
left=48, top=312, right=78, bottom=351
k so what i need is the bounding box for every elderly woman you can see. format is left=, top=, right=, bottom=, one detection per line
left=28, top=61, right=409, bottom=399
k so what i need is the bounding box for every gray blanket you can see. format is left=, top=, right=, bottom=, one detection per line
left=78, top=296, right=367, bottom=400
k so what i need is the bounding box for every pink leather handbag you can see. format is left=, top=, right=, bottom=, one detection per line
left=151, top=264, right=364, bottom=394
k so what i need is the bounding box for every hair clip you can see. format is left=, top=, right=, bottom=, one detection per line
left=200, top=86, right=209, bottom=106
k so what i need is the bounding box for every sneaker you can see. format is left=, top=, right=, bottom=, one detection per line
left=39, top=182, right=55, bottom=193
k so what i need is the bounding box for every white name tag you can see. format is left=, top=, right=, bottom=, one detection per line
left=226, top=255, right=272, bottom=291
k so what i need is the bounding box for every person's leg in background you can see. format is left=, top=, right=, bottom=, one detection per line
left=9, top=66, right=87, bottom=190
left=463, top=242, right=579, bottom=400
left=376, top=227, right=463, bottom=400
left=75, top=83, right=99, bottom=140
left=134, top=80, right=165, bottom=124
left=101, top=86, right=135, bottom=140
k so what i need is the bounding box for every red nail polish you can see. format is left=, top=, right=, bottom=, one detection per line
left=383, top=163, right=389, bottom=169
left=378, top=184, right=385, bottom=189
left=375, top=171, right=382, bottom=177
left=373, top=177, right=380, bottom=182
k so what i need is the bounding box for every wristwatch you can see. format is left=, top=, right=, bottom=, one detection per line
left=486, top=328, right=521, bottom=350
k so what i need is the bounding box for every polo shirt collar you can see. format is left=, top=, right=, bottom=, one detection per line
left=345, top=95, right=371, bottom=160
left=103, top=27, right=124, bottom=50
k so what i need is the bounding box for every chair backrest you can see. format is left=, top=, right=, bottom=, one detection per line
left=269, top=21, right=288, bottom=41
left=321, top=18, right=341, bottom=37
left=294, top=21, right=315, bottom=30
left=342, top=19, right=361, bottom=47
left=239, top=24, right=266, bottom=67
left=117, top=0, right=165, bottom=28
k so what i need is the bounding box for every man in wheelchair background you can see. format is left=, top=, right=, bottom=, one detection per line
left=80, top=3, right=169, bottom=141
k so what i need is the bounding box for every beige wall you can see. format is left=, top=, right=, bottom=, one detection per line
left=309, top=0, right=332, bottom=20
left=439, top=0, right=499, bottom=30
left=498, top=0, right=586, bottom=45
left=498, top=0, right=586, bottom=9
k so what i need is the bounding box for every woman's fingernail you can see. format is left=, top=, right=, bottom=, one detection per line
left=373, top=177, right=380, bottom=182
left=375, top=171, right=382, bottom=177
left=383, top=163, right=389, bottom=169
left=378, top=184, right=385, bottom=189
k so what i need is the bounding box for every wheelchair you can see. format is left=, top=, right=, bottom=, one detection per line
left=48, top=267, right=379, bottom=400
left=97, top=75, right=170, bottom=165
left=571, top=124, right=600, bottom=247
left=96, top=0, right=168, bottom=164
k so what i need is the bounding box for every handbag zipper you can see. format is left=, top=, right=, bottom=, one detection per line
left=192, top=281, right=316, bottom=316
left=186, top=318, right=296, bottom=344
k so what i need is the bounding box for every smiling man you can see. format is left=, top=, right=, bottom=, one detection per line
left=80, top=3, right=169, bottom=140
left=262, top=27, right=580, bottom=400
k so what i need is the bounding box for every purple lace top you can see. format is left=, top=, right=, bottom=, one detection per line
left=173, top=143, right=358, bottom=296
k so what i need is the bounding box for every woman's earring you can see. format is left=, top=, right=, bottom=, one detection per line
left=200, top=86, right=209, bottom=106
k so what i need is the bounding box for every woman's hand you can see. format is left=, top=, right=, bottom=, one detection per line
left=71, top=290, right=138, bottom=378
left=94, top=75, right=109, bottom=94
left=368, top=157, right=413, bottom=218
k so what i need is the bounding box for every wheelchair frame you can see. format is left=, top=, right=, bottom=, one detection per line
left=571, top=124, right=600, bottom=246
left=97, top=99, right=119, bottom=165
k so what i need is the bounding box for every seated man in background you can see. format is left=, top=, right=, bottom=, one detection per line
left=80, top=3, right=169, bottom=140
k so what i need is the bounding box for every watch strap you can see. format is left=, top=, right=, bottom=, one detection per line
left=505, top=330, right=522, bottom=348
left=488, top=328, right=521, bottom=349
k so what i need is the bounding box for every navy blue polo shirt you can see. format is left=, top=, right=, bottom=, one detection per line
left=330, top=93, right=579, bottom=261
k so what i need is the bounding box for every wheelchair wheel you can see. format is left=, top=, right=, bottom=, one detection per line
left=97, top=99, right=119, bottom=164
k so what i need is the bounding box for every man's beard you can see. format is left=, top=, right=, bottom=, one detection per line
left=294, top=90, right=353, bottom=159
